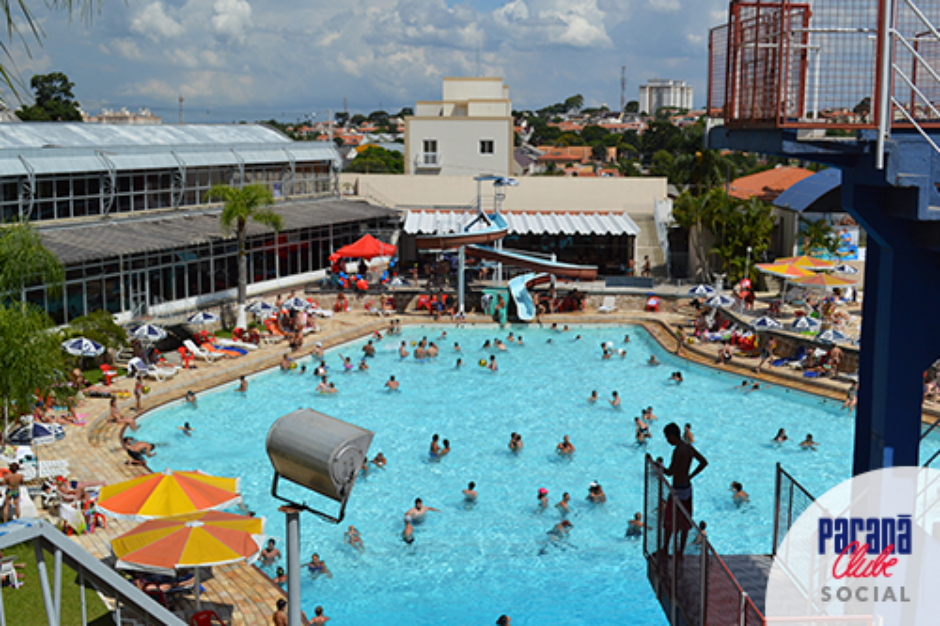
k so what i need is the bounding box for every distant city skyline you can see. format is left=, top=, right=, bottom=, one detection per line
left=9, top=0, right=728, bottom=123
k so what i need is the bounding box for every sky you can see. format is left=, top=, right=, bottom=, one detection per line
left=7, top=0, right=729, bottom=123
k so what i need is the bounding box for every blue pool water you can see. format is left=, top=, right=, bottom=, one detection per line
left=136, top=324, right=863, bottom=625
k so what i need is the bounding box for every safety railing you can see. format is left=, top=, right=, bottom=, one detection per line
left=708, top=0, right=940, bottom=141
left=643, top=454, right=765, bottom=626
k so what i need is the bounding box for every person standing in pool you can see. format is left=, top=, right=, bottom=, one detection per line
left=609, top=391, right=621, bottom=408
left=508, top=432, right=523, bottom=453
left=537, top=488, right=549, bottom=509
left=463, top=481, right=478, bottom=502
left=405, top=498, right=439, bottom=522
left=662, top=422, right=709, bottom=558
left=556, top=435, right=575, bottom=456
left=399, top=341, right=409, bottom=358
left=588, top=390, right=598, bottom=404
left=773, top=428, right=788, bottom=444
left=800, top=434, right=819, bottom=450
left=682, top=423, right=694, bottom=444
left=385, top=375, right=399, bottom=391
left=843, top=382, right=858, bottom=411
left=489, top=355, right=498, bottom=372
left=237, top=376, right=248, bottom=392
left=556, top=492, right=571, bottom=516
left=429, top=435, right=440, bottom=459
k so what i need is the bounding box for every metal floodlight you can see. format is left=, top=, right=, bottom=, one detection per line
left=266, top=409, right=374, bottom=523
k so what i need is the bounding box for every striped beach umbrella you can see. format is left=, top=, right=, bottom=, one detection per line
left=788, top=273, right=857, bottom=290
left=704, top=294, right=735, bottom=309
left=282, top=297, right=310, bottom=311
left=774, top=255, right=836, bottom=270
left=818, top=329, right=850, bottom=344
left=187, top=312, right=220, bottom=325
left=132, top=324, right=167, bottom=343
left=751, top=316, right=782, bottom=331
left=97, top=469, right=241, bottom=521
left=791, top=316, right=822, bottom=332
left=61, top=337, right=105, bottom=358
left=687, top=284, right=716, bottom=298
left=756, top=263, right=815, bottom=279
left=247, top=301, right=276, bottom=316
left=831, top=263, right=860, bottom=275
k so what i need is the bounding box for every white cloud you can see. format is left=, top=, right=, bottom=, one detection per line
left=647, top=0, right=680, bottom=12
left=130, top=2, right=184, bottom=41
left=212, top=0, right=253, bottom=43
left=112, top=38, right=143, bottom=60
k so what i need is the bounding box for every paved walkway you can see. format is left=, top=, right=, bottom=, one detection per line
left=22, top=299, right=936, bottom=623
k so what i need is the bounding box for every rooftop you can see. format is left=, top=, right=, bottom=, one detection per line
left=728, top=166, right=816, bottom=203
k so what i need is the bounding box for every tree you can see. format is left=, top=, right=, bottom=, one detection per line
left=345, top=146, right=404, bottom=174
left=334, top=111, right=349, bottom=127
left=0, top=302, right=73, bottom=429
left=799, top=217, right=840, bottom=256
left=16, top=72, right=82, bottom=121
left=350, top=114, right=367, bottom=126
left=625, top=100, right=639, bottom=114
left=0, top=222, right=64, bottom=297
left=564, top=94, right=584, bottom=112
left=650, top=150, right=674, bottom=178
left=853, top=97, right=871, bottom=123
left=205, top=184, right=283, bottom=320
left=394, top=107, right=413, bottom=118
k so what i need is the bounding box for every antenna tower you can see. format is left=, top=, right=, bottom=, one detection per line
left=178, top=94, right=184, bottom=124
left=620, top=66, right=627, bottom=112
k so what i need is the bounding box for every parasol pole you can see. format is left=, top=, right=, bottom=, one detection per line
left=458, top=245, right=465, bottom=315
left=195, top=567, right=201, bottom=611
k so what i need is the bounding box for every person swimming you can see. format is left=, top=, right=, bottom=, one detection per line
left=178, top=422, right=193, bottom=436
left=588, top=390, right=598, bottom=403
left=648, top=354, right=660, bottom=366
left=670, top=371, right=684, bottom=384
left=800, top=434, right=819, bottom=450
left=731, top=481, right=749, bottom=504
left=626, top=512, right=644, bottom=538
left=773, top=428, right=788, bottom=444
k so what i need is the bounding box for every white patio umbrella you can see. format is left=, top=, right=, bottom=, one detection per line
left=831, top=263, right=860, bottom=275
left=61, top=337, right=105, bottom=358
left=751, top=316, right=782, bottom=331
left=791, top=316, right=822, bottom=332
left=187, top=312, right=220, bottom=325
left=705, top=294, right=735, bottom=309
left=282, top=297, right=310, bottom=311
left=247, top=301, right=276, bottom=316
left=818, top=329, right=850, bottom=344
left=132, top=324, right=167, bottom=343
left=687, top=284, right=716, bottom=298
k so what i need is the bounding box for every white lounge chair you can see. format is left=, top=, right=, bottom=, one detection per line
left=597, top=296, right=617, bottom=314
left=129, top=357, right=179, bottom=381
left=0, top=555, right=22, bottom=588
left=183, top=339, right=223, bottom=363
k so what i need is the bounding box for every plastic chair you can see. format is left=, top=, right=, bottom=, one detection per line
left=189, top=610, right=227, bottom=625
left=100, top=363, right=118, bottom=386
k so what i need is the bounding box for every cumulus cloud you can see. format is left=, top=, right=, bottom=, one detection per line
left=111, top=38, right=143, bottom=60
left=212, top=0, right=253, bottom=43
left=493, top=0, right=613, bottom=49
left=130, top=2, right=184, bottom=41
left=647, top=0, right=680, bottom=12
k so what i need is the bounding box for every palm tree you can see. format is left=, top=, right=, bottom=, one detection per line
left=205, top=184, right=283, bottom=327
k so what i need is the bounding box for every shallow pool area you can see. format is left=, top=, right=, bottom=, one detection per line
left=135, top=324, right=870, bottom=625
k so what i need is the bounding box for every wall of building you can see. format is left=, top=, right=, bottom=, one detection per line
left=442, top=77, right=507, bottom=101
left=405, top=118, right=513, bottom=177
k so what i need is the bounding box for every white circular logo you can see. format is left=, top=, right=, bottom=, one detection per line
left=766, top=467, right=940, bottom=625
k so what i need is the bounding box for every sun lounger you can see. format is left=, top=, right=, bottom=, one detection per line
left=773, top=346, right=806, bottom=368
left=597, top=296, right=617, bottom=314
left=216, top=338, right=258, bottom=351
left=183, top=339, right=223, bottom=363
left=19, top=460, right=70, bottom=482
left=201, top=343, right=243, bottom=358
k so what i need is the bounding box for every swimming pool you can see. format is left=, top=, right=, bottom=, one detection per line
left=135, top=324, right=874, bottom=624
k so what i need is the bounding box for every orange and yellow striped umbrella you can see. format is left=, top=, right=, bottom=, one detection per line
left=111, top=511, right=265, bottom=574
left=97, top=469, right=241, bottom=520
left=787, top=273, right=857, bottom=290
left=756, top=262, right=815, bottom=279
left=774, top=255, right=836, bottom=270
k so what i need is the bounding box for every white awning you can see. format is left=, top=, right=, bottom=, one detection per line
left=403, top=210, right=640, bottom=236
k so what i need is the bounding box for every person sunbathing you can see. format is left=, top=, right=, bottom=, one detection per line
left=109, top=398, right=137, bottom=431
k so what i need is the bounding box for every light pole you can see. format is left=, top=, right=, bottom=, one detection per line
left=745, top=246, right=753, bottom=286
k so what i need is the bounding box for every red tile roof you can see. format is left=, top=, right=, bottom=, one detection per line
left=728, top=166, right=815, bottom=202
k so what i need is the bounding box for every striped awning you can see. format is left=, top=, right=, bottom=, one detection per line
left=403, top=210, right=640, bottom=236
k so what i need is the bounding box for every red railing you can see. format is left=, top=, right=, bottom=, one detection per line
left=708, top=0, right=940, bottom=130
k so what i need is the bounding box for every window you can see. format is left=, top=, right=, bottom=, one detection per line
left=422, top=140, right=437, bottom=156
left=480, top=140, right=494, bottom=155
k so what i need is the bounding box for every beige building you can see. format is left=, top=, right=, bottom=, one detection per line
left=405, top=77, right=513, bottom=177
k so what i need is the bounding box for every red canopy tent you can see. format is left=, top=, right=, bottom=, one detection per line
left=329, top=234, right=397, bottom=262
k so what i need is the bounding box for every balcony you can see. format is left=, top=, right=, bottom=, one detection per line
left=415, top=152, right=442, bottom=169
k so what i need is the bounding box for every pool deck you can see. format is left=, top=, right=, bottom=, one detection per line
left=21, top=299, right=938, bottom=623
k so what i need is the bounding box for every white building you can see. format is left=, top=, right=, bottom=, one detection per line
left=404, top=77, right=513, bottom=177
left=638, top=79, right=694, bottom=115
left=82, top=107, right=162, bottom=125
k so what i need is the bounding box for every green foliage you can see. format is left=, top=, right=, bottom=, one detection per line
left=350, top=113, right=367, bottom=126
left=334, top=111, right=349, bottom=126
left=580, top=124, right=609, bottom=144
left=554, top=132, right=586, bottom=147
left=344, top=146, right=404, bottom=174
left=0, top=541, right=111, bottom=625
left=367, top=110, right=389, bottom=122
left=650, top=150, right=674, bottom=178
left=394, top=107, right=413, bottom=118
left=0, top=303, right=73, bottom=421
left=625, top=100, right=639, bottom=113
left=563, top=94, right=584, bottom=112
left=205, top=184, right=282, bottom=305
left=16, top=72, right=82, bottom=121
left=673, top=189, right=775, bottom=282
left=799, top=217, right=841, bottom=256
left=62, top=310, right=127, bottom=352
left=671, top=149, right=729, bottom=195
left=0, top=222, right=64, bottom=297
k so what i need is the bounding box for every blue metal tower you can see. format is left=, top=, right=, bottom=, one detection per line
left=706, top=0, right=940, bottom=473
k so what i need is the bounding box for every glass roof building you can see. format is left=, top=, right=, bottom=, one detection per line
left=1, top=123, right=397, bottom=323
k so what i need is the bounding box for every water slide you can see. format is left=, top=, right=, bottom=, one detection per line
left=508, top=273, right=550, bottom=321
left=414, top=213, right=510, bottom=250
left=466, top=246, right=598, bottom=281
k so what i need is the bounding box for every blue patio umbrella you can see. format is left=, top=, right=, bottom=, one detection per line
left=705, top=294, right=735, bottom=309
left=832, top=263, right=860, bottom=275
left=61, top=337, right=105, bottom=358
left=791, top=316, right=821, bottom=332
left=247, top=301, right=276, bottom=316
left=687, top=284, right=716, bottom=298
left=9, top=422, right=65, bottom=446
left=282, top=297, right=310, bottom=311
left=818, top=329, right=850, bottom=344
left=751, top=316, right=782, bottom=331
left=187, top=312, right=220, bottom=325
left=132, top=324, right=167, bottom=343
